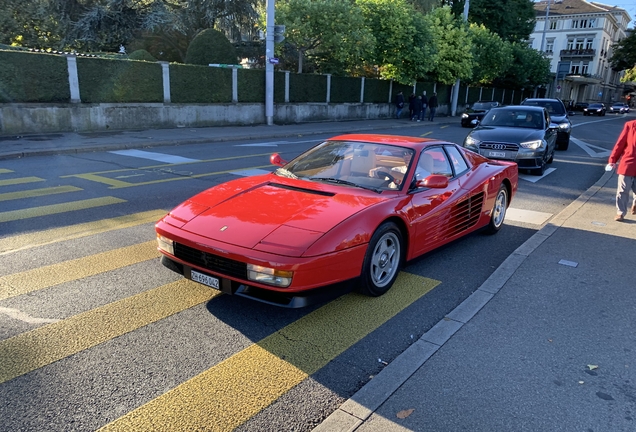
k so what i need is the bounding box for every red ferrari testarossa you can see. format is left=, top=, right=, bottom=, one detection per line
left=156, top=134, right=518, bottom=307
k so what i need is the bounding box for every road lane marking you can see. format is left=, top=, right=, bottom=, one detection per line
left=570, top=137, right=611, bottom=158
left=0, top=241, right=158, bottom=301
left=505, top=208, right=552, bottom=225
left=100, top=272, right=440, bottom=432
left=0, top=307, right=59, bottom=324
left=0, top=197, right=126, bottom=223
left=0, top=185, right=82, bottom=202
left=230, top=168, right=271, bottom=177
left=0, top=176, right=44, bottom=187
left=0, top=209, right=167, bottom=255
left=420, top=132, right=433, bottom=137
left=0, top=280, right=220, bottom=385
left=109, top=150, right=200, bottom=164
left=518, top=168, right=556, bottom=183
left=0, top=169, right=13, bottom=174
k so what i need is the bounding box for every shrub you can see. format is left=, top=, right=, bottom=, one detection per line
left=185, top=29, right=238, bottom=66
left=128, top=49, right=157, bottom=62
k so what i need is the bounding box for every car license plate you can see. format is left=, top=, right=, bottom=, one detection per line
left=488, top=151, right=506, bottom=158
left=191, top=270, right=220, bottom=290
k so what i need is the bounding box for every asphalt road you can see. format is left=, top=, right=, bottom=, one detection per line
left=0, top=113, right=631, bottom=431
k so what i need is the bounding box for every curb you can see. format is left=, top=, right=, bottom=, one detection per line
left=0, top=119, right=457, bottom=161
left=313, top=169, right=614, bottom=432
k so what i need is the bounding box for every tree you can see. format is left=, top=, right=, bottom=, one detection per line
left=422, top=5, right=472, bottom=85
left=468, top=23, right=512, bottom=85
left=357, top=0, right=435, bottom=84
left=443, top=0, right=536, bottom=43
left=495, top=42, right=551, bottom=89
left=610, top=30, right=636, bottom=83
left=272, top=0, right=375, bottom=75
left=184, top=28, right=238, bottom=65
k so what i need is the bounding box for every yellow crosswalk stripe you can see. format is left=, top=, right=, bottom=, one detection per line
left=0, top=185, right=82, bottom=202
left=100, top=272, right=440, bottom=432
left=0, top=209, right=167, bottom=254
left=0, top=196, right=126, bottom=223
left=0, top=241, right=158, bottom=301
left=0, top=279, right=220, bottom=385
left=0, top=176, right=44, bottom=187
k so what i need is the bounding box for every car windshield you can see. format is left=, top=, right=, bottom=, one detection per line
left=589, top=104, right=603, bottom=108
left=277, top=140, right=416, bottom=192
left=479, top=109, right=544, bottom=129
left=522, top=100, right=565, bottom=115
left=473, top=102, right=495, bottom=110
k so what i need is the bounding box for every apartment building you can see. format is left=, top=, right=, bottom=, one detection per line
left=530, top=0, right=632, bottom=105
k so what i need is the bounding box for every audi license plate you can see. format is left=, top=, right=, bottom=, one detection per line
left=191, top=270, right=220, bottom=290
left=488, top=151, right=506, bottom=158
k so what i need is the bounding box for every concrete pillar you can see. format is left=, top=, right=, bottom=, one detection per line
left=66, top=55, right=81, bottom=103
left=326, top=74, right=331, bottom=103
left=360, top=77, right=365, bottom=103
left=159, top=62, right=170, bottom=103
left=232, top=67, right=238, bottom=103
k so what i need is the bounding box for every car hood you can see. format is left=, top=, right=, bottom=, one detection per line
left=165, top=175, right=388, bottom=253
left=549, top=114, right=568, bottom=123
left=469, top=126, right=544, bottom=142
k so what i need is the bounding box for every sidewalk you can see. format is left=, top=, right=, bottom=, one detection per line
left=0, top=117, right=459, bottom=160
left=315, top=170, right=636, bottom=432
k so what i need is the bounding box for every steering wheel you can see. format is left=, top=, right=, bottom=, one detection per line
left=375, top=170, right=399, bottom=185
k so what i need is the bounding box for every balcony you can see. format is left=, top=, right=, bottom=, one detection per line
left=564, top=73, right=603, bottom=84
left=560, top=48, right=596, bottom=60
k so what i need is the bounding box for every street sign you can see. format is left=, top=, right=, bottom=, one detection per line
left=274, top=25, right=286, bottom=43
left=269, top=57, right=279, bottom=64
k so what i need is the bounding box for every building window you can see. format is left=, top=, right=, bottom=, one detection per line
left=581, top=62, right=589, bottom=74
left=588, top=18, right=596, bottom=28
left=585, top=39, right=593, bottom=49
left=572, top=20, right=579, bottom=29
left=549, top=20, right=558, bottom=30
left=570, top=64, right=580, bottom=74
left=546, top=39, right=554, bottom=54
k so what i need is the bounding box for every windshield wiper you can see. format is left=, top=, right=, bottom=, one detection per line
left=311, top=177, right=382, bottom=193
left=274, top=168, right=298, bottom=179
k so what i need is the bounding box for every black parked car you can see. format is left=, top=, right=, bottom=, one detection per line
left=461, top=101, right=501, bottom=127
left=573, top=102, right=589, bottom=111
left=583, top=103, right=606, bottom=116
left=463, top=106, right=557, bottom=176
left=521, top=98, right=571, bottom=150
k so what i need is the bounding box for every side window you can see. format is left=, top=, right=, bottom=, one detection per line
left=417, top=147, right=452, bottom=179
left=445, top=146, right=469, bottom=176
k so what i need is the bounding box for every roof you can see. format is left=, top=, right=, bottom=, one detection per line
left=533, top=0, right=628, bottom=17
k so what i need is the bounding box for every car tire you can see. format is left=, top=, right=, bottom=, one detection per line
left=558, top=139, right=569, bottom=151
left=547, top=148, right=554, bottom=164
left=358, top=222, right=403, bottom=297
left=533, top=157, right=546, bottom=176
left=485, top=185, right=508, bottom=234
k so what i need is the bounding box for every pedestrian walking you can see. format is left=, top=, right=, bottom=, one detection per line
left=421, top=91, right=428, bottom=121
left=428, top=92, right=438, bottom=121
left=408, top=93, right=416, bottom=120
left=394, top=91, right=405, bottom=119
left=607, top=119, right=636, bottom=221
left=412, top=96, right=423, bottom=122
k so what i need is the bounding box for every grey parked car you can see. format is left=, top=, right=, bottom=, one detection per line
left=463, top=106, right=557, bottom=176
left=521, top=98, right=571, bottom=150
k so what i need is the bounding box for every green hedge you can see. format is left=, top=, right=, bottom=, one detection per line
left=77, top=57, right=163, bottom=103
left=363, top=78, right=391, bottom=103
left=330, top=76, right=361, bottom=103
left=289, top=73, right=328, bottom=103
left=169, top=64, right=232, bottom=103
left=0, top=50, right=70, bottom=102
left=237, top=68, right=265, bottom=103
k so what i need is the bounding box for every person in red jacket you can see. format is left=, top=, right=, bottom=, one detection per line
left=608, top=120, right=636, bottom=221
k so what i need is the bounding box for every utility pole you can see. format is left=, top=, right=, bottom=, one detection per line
left=265, top=0, right=275, bottom=126
left=450, top=0, right=469, bottom=116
